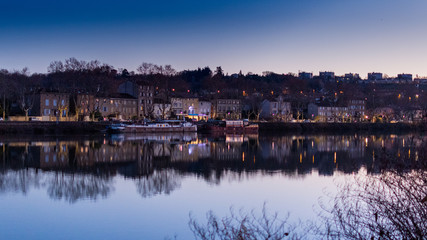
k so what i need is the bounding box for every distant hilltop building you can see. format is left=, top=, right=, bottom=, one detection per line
left=319, top=71, right=335, bottom=81
left=344, top=73, right=360, bottom=79
left=336, top=73, right=360, bottom=82
left=397, top=73, right=413, bottom=82
left=368, top=72, right=383, bottom=81
left=298, top=71, right=313, bottom=80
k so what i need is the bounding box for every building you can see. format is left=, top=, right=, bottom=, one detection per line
left=336, top=73, right=360, bottom=82
left=348, top=99, right=366, bottom=122
left=260, top=96, right=292, bottom=121
left=298, top=71, right=313, bottom=80
left=138, top=85, right=154, bottom=118
left=30, top=92, right=70, bottom=121
left=118, top=81, right=154, bottom=118
left=318, top=105, right=349, bottom=122
left=397, top=73, right=413, bottom=82
left=212, top=99, right=242, bottom=120
left=309, top=102, right=349, bottom=122
left=307, top=103, right=319, bottom=120
left=96, top=94, right=138, bottom=120
left=319, top=71, right=335, bottom=81
left=75, top=93, right=96, bottom=120
left=171, top=97, right=199, bottom=119
left=367, top=72, right=383, bottom=81
left=198, top=101, right=211, bottom=120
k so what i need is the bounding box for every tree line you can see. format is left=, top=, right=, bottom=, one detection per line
left=0, top=57, right=425, bottom=119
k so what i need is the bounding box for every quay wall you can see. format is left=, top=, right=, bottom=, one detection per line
left=258, top=122, right=427, bottom=134
left=0, top=121, right=425, bottom=135
left=0, top=121, right=109, bottom=135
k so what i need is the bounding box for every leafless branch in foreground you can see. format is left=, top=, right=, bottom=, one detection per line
left=189, top=204, right=303, bottom=240
left=316, top=168, right=426, bottom=240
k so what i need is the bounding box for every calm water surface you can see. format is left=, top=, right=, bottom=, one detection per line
left=0, top=133, right=424, bottom=239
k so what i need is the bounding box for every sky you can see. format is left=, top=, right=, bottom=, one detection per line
left=1, top=0, right=427, bottom=77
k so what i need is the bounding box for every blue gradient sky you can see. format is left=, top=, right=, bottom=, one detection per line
left=1, top=0, right=427, bottom=77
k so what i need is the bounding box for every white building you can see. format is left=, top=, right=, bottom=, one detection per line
left=260, top=95, right=292, bottom=121
left=198, top=101, right=211, bottom=120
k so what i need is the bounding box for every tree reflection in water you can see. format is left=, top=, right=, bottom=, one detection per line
left=0, top=133, right=426, bottom=214
left=134, top=169, right=181, bottom=198
left=46, top=172, right=114, bottom=203
left=317, top=142, right=427, bottom=239
left=0, top=169, right=42, bottom=195
left=0, top=170, right=114, bottom=203
left=188, top=139, right=427, bottom=239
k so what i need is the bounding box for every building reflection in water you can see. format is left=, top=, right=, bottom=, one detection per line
left=0, top=133, right=425, bottom=202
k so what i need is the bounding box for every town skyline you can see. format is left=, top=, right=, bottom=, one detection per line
left=1, top=0, right=427, bottom=76
left=1, top=58, right=426, bottom=80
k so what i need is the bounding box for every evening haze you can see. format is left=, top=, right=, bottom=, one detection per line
left=1, top=0, right=427, bottom=76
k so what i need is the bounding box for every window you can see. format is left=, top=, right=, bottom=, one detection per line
left=103, top=107, right=107, bottom=112
left=44, top=109, right=50, bottom=115
left=61, top=99, right=65, bottom=106
left=53, top=100, right=57, bottom=106
left=45, top=99, right=49, bottom=106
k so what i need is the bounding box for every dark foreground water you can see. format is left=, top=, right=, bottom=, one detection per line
left=0, top=133, right=424, bottom=239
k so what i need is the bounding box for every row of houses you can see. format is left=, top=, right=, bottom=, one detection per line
left=308, top=99, right=367, bottom=122
left=24, top=81, right=425, bottom=123
left=28, top=85, right=243, bottom=121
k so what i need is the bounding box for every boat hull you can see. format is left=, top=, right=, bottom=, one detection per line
left=208, top=125, right=258, bottom=134
left=122, top=125, right=197, bottom=133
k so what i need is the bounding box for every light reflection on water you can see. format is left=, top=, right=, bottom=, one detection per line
left=0, top=133, right=424, bottom=239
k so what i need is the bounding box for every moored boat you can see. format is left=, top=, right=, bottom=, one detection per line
left=207, top=120, right=258, bottom=134
left=106, top=123, right=127, bottom=133
left=107, top=121, right=197, bottom=133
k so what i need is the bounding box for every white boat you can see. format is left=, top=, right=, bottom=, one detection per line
left=106, top=123, right=126, bottom=133
left=109, top=121, right=197, bottom=133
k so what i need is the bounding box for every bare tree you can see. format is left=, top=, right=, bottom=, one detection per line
left=245, top=95, right=263, bottom=121
left=145, top=104, right=155, bottom=120
left=189, top=204, right=302, bottom=240
left=137, top=62, right=156, bottom=75
left=19, top=91, right=35, bottom=121
left=317, top=152, right=427, bottom=239
left=0, top=70, right=10, bottom=119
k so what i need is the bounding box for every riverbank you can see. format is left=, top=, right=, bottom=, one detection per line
left=258, top=122, right=427, bottom=134
left=0, top=121, right=425, bottom=135
left=0, top=121, right=109, bottom=134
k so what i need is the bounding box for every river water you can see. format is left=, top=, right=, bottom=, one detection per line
left=0, top=133, right=424, bottom=239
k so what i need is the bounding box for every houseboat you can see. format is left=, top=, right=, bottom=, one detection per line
left=107, top=121, right=197, bottom=133
left=208, top=120, right=258, bottom=134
